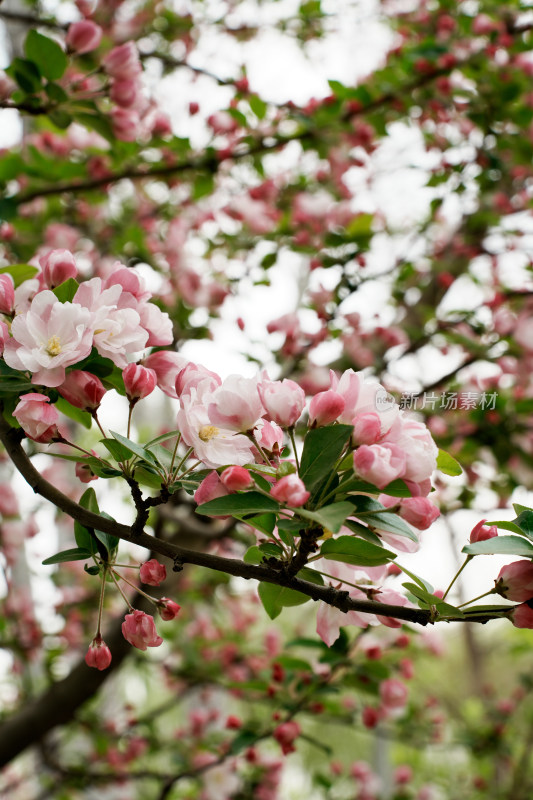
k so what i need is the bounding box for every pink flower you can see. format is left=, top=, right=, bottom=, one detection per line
left=140, top=559, right=167, bottom=586
left=123, top=363, right=157, bottom=402
left=143, top=351, right=189, bottom=398
left=380, top=678, right=408, bottom=710
left=353, top=443, right=406, bottom=489
left=41, top=249, right=78, bottom=288
left=121, top=609, right=163, bottom=650
left=0, top=273, right=15, bottom=314
left=111, top=107, right=140, bottom=142
left=495, top=561, right=533, bottom=602
left=220, top=465, right=253, bottom=491
left=4, top=290, right=93, bottom=387
left=270, top=475, right=310, bottom=507
left=333, top=369, right=398, bottom=435
left=0, top=320, right=8, bottom=355
left=175, top=362, right=221, bottom=398
left=13, top=394, right=63, bottom=443
left=136, top=302, right=173, bottom=346
left=103, top=42, right=142, bottom=80
left=85, top=635, right=112, bottom=670
left=398, top=497, right=440, bottom=530
left=273, top=721, right=301, bottom=755
left=58, top=369, right=106, bottom=411
left=510, top=602, right=533, bottom=629
left=470, top=519, right=498, bottom=542
left=66, top=20, right=102, bottom=54
left=352, top=412, right=382, bottom=445
left=258, top=376, right=305, bottom=427
left=384, top=416, right=437, bottom=484
left=194, top=470, right=230, bottom=505
left=254, top=419, right=284, bottom=453
left=75, top=460, right=98, bottom=483
left=207, top=374, right=264, bottom=432
left=308, top=390, right=345, bottom=426
left=110, top=78, right=142, bottom=108
left=158, top=597, right=181, bottom=620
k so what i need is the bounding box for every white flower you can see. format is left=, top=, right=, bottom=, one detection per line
left=4, top=290, right=93, bottom=387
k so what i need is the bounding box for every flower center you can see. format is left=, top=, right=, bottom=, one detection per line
left=45, top=335, right=62, bottom=356
left=199, top=425, right=219, bottom=442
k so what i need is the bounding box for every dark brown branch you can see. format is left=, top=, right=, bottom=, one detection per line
left=0, top=9, right=67, bottom=29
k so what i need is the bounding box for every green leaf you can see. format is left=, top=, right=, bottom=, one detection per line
left=45, top=82, right=68, bottom=103
left=463, top=535, right=533, bottom=558
left=49, top=110, right=72, bottom=130
left=513, top=510, right=533, bottom=540
left=25, top=30, right=67, bottom=81
left=197, top=491, right=280, bottom=517
left=258, top=582, right=310, bottom=619
left=42, top=547, right=92, bottom=565
left=402, top=582, right=465, bottom=618
left=339, top=477, right=412, bottom=498
left=55, top=396, right=92, bottom=429
left=349, top=496, right=418, bottom=542
left=243, top=545, right=265, bottom=564
left=145, top=429, right=181, bottom=447
left=299, top=424, right=353, bottom=494
left=72, top=112, right=114, bottom=142
left=249, top=94, right=267, bottom=119
left=94, top=511, right=119, bottom=555
left=320, top=535, right=396, bottom=566
left=52, top=278, right=79, bottom=303
left=259, top=542, right=284, bottom=557
left=74, top=520, right=96, bottom=554
left=0, top=264, right=39, bottom=287
left=295, top=501, right=353, bottom=533
left=79, top=487, right=99, bottom=514
left=244, top=513, right=276, bottom=536
left=437, top=449, right=462, bottom=477
left=394, top=562, right=433, bottom=593
left=7, top=58, right=42, bottom=93
left=192, top=173, right=214, bottom=200
left=487, top=520, right=527, bottom=535
left=109, top=431, right=159, bottom=466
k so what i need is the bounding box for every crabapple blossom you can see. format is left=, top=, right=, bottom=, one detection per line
left=353, top=443, right=406, bottom=489
left=207, top=374, right=264, bottom=432
left=66, top=20, right=102, bottom=54
left=308, top=389, right=345, bottom=426
left=220, top=466, right=254, bottom=491
left=175, top=362, right=221, bottom=398
left=470, top=519, right=498, bottom=542
left=333, top=369, right=398, bottom=435
left=123, top=363, right=157, bottom=402
left=0, top=273, right=15, bottom=314
left=158, top=598, right=181, bottom=620
left=495, top=561, right=533, bottom=602
left=254, top=419, right=284, bottom=452
left=510, top=602, right=533, bottom=629
left=13, top=394, right=63, bottom=443
left=194, top=471, right=230, bottom=504
left=270, top=475, right=310, bottom=506
left=380, top=678, right=408, bottom=711
left=397, top=497, right=440, bottom=530
left=103, top=42, right=142, bottom=80
left=4, top=291, right=93, bottom=387
left=140, top=559, right=167, bottom=586
left=58, top=370, right=106, bottom=411
left=41, top=249, right=78, bottom=288
left=273, top=721, right=301, bottom=755
left=352, top=412, right=382, bottom=445
left=142, top=350, right=188, bottom=397
left=121, top=610, right=163, bottom=650
left=257, top=376, right=305, bottom=427
left=85, top=636, right=112, bottom=670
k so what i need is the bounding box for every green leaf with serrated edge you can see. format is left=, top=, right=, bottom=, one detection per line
left=245, top=513, right=276, bottom=536
left=436, top=449, right=462, bottom=476
left=42, top=548, right=92, bottom=565
left=299, top=424, right=353, bottom=494
left=320, top=536, right=396, bottom=566
left=101, top=438, right=133, bottom=462
left=197, top=491, right=280, bottom=517
left=294, top=502, right=353, bottom=533
left=0, top=264, right=39, bottom=287
left=338, top=477, right=412, bottom=498
left=463, top=536, right=533, bottom=558
left=394, top=562, right=433, bottom=593
left=513, top=510, right=533, bottom=539
left=25, top=30, right=67, bottom=80
left=52, top=278, right=79, bottom=303
left=145, top=429, right=181, bottom=448
left=55, top=396, right=92, bottom=429
left=109, top=431, right=159, bottom=465
left=243, top=546, right=264, bottom=565
left=258, top=582, right=310, bottom=619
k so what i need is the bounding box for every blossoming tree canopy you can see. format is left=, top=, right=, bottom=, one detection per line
left=2, top=0, right=533, bottom=796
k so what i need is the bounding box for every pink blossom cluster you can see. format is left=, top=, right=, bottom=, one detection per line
left=2, top=258, right=173, bottom=388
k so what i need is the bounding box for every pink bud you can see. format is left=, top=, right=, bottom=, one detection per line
left=398, top=497, right=440, bottom=530
left=254, top=419, right=284, bottom=453
left=41, top=249, right=77, bottom=288
left=270, top=474, right=310, bottom=507
left=66, top=20, right=102, bottom=54
left=140, top=558, right=167, bottom=586
left=0, top=273, right=15, bottom=314
left=352, top=412, right=382, bottom=445
left=394, top=765, right=413, bottom=785
left=176, top=362, right=221, bottom=398
left=13, top=394, right=62, bottom=443
left=111, top=107, right=140, bottom=142
left=0, top=320, right=8, bottom=356
left=121, top=609, right=163, bottom=650
left=470, top=518, right=498, bottom=542
left=308, top=390, right=345, bottom=426
left=380, top=678, right=408, bottom=710
left=158, top=597, right=181, bottom=620
left=511, top=602, right=533, bottom=629
left=58, top=370, right=106, bottom=411
left=85, top=635, right=112, bottom=670
left=76, top=460, right=98, bottom=483
left=194, top=470, right=230, bottom=505
left=123, top=363, right=157, bottom=402
left=361, top=706, right=381, bottom=728
left=142, top=351, right=188, bottom=398
left=258, top=377, right=306, bottom=427
left=103, top=42, right=142, bottom=81
left=220, top=466, right=253, bottom=491
left=353, top=443, right=406, bottom=489
left=495, top=561, right=533, bottom=602
left=273, top=721, right=300, bottom=755
left=110, top=78, right=142, bottom=108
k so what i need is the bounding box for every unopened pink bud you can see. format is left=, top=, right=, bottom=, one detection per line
left=103, top=42, right=142, bottom=81
left=0, top=273, right=15, bottom=314
left=511, top=602, right=533, bottom=629
left=110, top=78, right=142, bottom=108
left=194, top=471, right=230, bottom=505
left=58, top=370, right=106, bottom=411
left=13, top=394, right=62, bottom=443
left=308, top=390, right=345, bottom=426
left=122, top=609, right=163, bottom=650
left=495, top=560, right=533, bottom=602
left=142, top=351, right=188, bottom=398
left=353, top=443, right=406, bottom=489
left=254, top=419, right=284, bottom=453
left=273, top=721, right=300, bottom=755
left=270, top=474, right=310, bottom=507
left=352, top=412, right=382, bottom=445
left=123, top=363, right=157, bottom=402
left=470, top=518, right=498, bottom=542
left=41, top=249, right=77, bottom=288
left=380, top=678, right=408, bottom=710
left=158, top=597, right=181, bottom=620
left=258, top=377, right=306, bottom=427
left=398, top=497, right=440, bottom=530
left=111, top=107, right=140, bottom=142
left=85, top=635, right=112, bottom=670
left=66, top=20, right=102, bottom=54
left=75, top=459, right=98, bottom=483
left=140, top=558, right=167, bottom=586
left=220, top=466, right=253, bottom=491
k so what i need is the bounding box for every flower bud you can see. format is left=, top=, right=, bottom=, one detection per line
left=140, top=558, right=167, bottom=586
left=122, top=609, right=163, bottom=650
left=13, top=394, right=63, bottom=443
left=110, top=78, right=142, bottom=108
left=470, top=518, right=498, bottom=543
left=308, top=390, right=345, bottom=427
left=273, top=721, right=301, bottom=755
left=66, top=20, right=102, bottom=54
left=220, top=466, right=253, bottom=491
left=194, top=471, right=230, bottom=505
left=58, top=370, right=106, bottom=411
left=398, top=497, right=440, bottom=530
left=103, top=42, right=142, bottom=80
left=495, top=560, right=533, bottom=602
left=85, top=635, right=112, bottom=670
left=41, top=249, right=78, bottom=289
left=123, top=363, right=157, bottom=402
left=258, top=376, right=305, bottom=427
left=111, top=107, right=140, bottom=142
left=353, top=443, right=406, bottom=489
left=0, top=273, right=15, bottom=314
left=511, top=601, right=533, bottom=629
left=158, top=597, right=181, bottom=621
left=270, top=474, right=310, bottom=507
left=352, top=412, right=382, bottom=445
left=380, top=678, right=408, bottom=710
